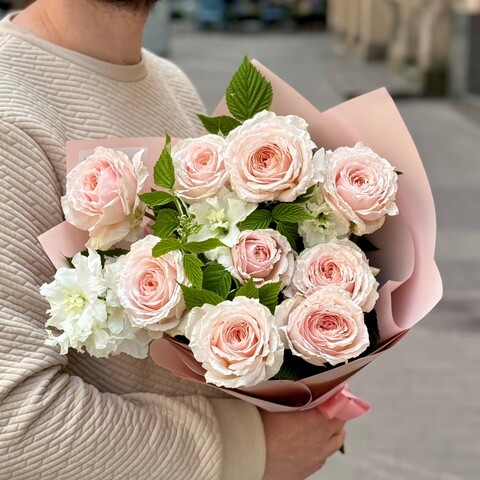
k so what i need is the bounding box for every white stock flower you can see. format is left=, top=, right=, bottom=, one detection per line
left=188, top=188, right=257, bottom=248
left=41, top=251, right=150, bottom=358
left=298, top=186, right=350, bottom=247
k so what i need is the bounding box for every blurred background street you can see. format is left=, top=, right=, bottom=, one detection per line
left=3, top=0, right=480, bottom=478
left=166, top=2, right=480, bottom=479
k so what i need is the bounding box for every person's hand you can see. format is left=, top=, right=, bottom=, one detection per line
left=260, top=408, right=346, bottom=480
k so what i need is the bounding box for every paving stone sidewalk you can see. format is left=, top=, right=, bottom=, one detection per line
left=168, top=23, right=480, bottom=480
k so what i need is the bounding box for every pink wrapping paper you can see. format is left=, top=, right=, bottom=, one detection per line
left=38, top=61, right=442, bottom=414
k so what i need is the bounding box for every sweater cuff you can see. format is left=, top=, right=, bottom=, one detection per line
left=209, top=398, right=266, bottom=480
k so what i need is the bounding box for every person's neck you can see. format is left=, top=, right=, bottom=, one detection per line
left=12, top=0, right=147, bottom=65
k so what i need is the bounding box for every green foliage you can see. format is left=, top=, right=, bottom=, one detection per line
left=276, top=221, right=300, bottom=251
left=138, top=190, right=175, bottom=207
left=238, top=209, right=272, bottom=231
left=183, top=254, right=204, bottom=288
left=272, top=203, right=312, bottom=223
left=234, top=278, right=259, bottom=300
left=153, top=134, right=175, bottom=189
left=197, top=114, right=241, bottom=136
left=226, top=56, right=273, bottom=122
left=151, top=238, right=182, bottom=257
left=202, top=264, right=233, bottom=299
left=179, top=284, right=225, bottom=310
left=273, top=350, right=325, bottom=381
left=152, top=208, right=180, bottom=239
left=183, top=238, right=225, bottom=254
left=258, top=282, right=282, bottom=314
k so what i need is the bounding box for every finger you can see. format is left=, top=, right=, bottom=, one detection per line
left=324, top=430, right=346, bottom=458
left=326, top=418, right=346, bottom=436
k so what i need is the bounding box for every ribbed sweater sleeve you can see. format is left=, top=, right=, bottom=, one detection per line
left=0, top=120, right=266, bottom=480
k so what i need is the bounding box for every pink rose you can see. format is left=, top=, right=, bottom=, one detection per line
left=276, top=288, right=370, bottom=366
left=185, top=297, right=284, bottom=388
left=218, top=229, right=294, bottom=287
left=225, top=111, right=320, bottom=203
left=172, top=135, right=228, bottom=204
left=118, top=235, right=187, bottom=334
left=316, top=142, right=398, bottom=235
left=62, top=147, right=147, bottom=250
left=287, top=239, right=379, bottom=312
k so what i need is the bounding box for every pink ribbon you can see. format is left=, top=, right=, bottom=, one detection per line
left=316, top=385, right=370, bottom=421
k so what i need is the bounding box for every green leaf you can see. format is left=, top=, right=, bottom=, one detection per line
left=197, top=114, right=241, bottom=136
left=153, top=134, right=175, bottom=189
left=138, top=190, right=175, bottom=207
left=179, top=284, right=225, bottom=310
left=202, top=264, right=232, bottom=299
left=272, top=204, right=312, bottom=223
left=183, top=254, right=204, bottom=288
left=183, top=238, right=225, bottom=254
left=152, top=208, right=180, bottom=239
left=234, top=278, right=259, bottom=300
left=226, top=56, right=274, bottom=121
left=294, top=185, right=316, bottom=204
left=237, top=209, right=272, bottom=231
left=152, top=238, right=182, bottom=257
left=276, top=221, right=300, bottom=251
left=258, top=281, right=282, bottom=314
left=273, top=350, right=324, bottom=381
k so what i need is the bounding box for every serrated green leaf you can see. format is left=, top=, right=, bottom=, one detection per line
left=183, top=238, right=225, bottom=254
left=294, top=185, right=316, bottom=204
left=152, top=238, right=182, bottom=257
left=237, top=209, right=272, bottom=231
left=183, top=254, right=204, bottom=288
left=272, top=203, right=312, bottom=223
left=153, top=134, right=175, bottom=189
left=138, top=190, right=175, bottom=207
left=276, top=221, right=300, bottom=251
left=234, top=278, right=259, bottom=300
left=226, top=56, right=274, bottom=121
left=152, top=208, right=180, bottom=239
left=197, top=114, right=241, bottom=136
left=202, top=264, right=232, bottom=298
left=179, top=284, right=225, bottom=310
left=258, top=281, right=282, bottom=314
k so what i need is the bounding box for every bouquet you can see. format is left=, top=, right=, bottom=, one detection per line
left=39, top=58, right=442, bottom=415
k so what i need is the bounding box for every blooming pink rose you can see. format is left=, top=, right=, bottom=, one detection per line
left=172, top=135, right=228, bottom=204
left=316, top=142, right=399, bottom=235
left=287, top=239, right=379, bottom=312
left=62, top=147, right=147, bottom=250
left=276, top=288, right=370, bottom=366
left=118, top=235, right=187, bottom=334
left=225, top=111, right=320, bottom=203
left=185, top=297, right=284, bottom=388
left=218, top=229, right=294, bottom=287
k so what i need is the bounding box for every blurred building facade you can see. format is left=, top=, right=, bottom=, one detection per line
left=327, top=0, right=480, bottom=98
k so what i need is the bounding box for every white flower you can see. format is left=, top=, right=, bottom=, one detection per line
left=188, top=188, right=257, bottom=248
left=41, top=251, right=150, bottom=358
left=298, top=186, right=350, bottom=247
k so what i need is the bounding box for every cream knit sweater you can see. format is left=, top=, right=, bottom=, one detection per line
left=0, top=16, right=265, bottom=480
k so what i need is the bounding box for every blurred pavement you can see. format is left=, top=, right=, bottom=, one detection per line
left=167, top=22, right=480, bottom=480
